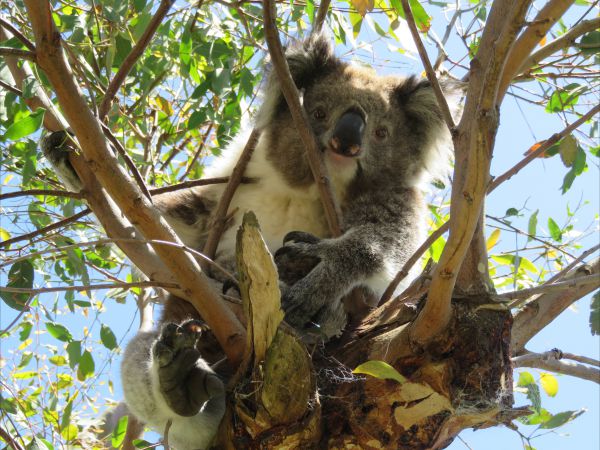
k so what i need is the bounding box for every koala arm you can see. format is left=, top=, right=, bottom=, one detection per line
left=276, top=187, right=422, bottom=337
left=121, top=323, right=226, bottom=450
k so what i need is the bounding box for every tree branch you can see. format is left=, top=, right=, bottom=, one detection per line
left=0, top=208, right=91, bottom=249
left=513, top=350, right=600, bottom=384
left=0, top=189, right=84, bottom=201
left=0, top=47, right=35, bottom=60
left=262, top=0, right=342, bottom=236
left=544, top=244, right=600, bottom=284
left=517, top=17, right=600, bottom=75
left=400, top=0, right=455, bottom=131
left=0, top=79, right=22, bottom=96
left=98, top=0, right=175, bottom=119
left=0, top=426, right=24, bottom=450
left=499, top=273, right=600, bottom=302
left=512, top=258, right=599, bottom=352
left=410, top=0, right=532, bottom=345
left=25, top=1, right=245, bottom=365
left=203, top=129, right=259, bottom=262
left=313, top=0, right=331, bottom=34
left=489, top=104, right=600, bottom=191
left=498, top=0, right=575, bottom=100
left=0, top=16, right=35, bottom=51
left=0, top=281, right=177, bottom=296
left=149, top=176, right=254, bottom=195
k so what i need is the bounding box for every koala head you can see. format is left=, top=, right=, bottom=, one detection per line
left=257, top=34, right=462, bottom=193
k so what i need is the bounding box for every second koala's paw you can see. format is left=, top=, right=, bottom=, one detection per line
left=274, top=231, right=322, bottom=286
left=153, top=320, right=224, bottom=417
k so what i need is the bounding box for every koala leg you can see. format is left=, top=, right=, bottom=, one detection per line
left=121, top=321, right=225, bottom=450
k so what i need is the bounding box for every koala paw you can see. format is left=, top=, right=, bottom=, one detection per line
left=40, top=130, right=83, bottom=192
left=153, top=320, right=224, bottom=417
left=274, top=231, right=322, bottom=286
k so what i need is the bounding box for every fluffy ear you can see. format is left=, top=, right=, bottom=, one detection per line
left=395, top=76, right=464, bottom=127
left=256, top=33, right=342, bottom=128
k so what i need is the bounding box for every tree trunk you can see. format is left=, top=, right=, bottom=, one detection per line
left=218, top=215, right=517, bottom=449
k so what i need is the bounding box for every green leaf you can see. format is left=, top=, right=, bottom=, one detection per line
left=3, top=108, right=45, bottom=140
left=60, top=400, right=73, bottom=432
left=545, top=83, right=587, bottom=113
left=133, top=440, right=153, bottom=449
left=527, top=210, right=538, bottom=242
left=559, top=134, right=578, bottom=167
left=19, top=321, right=33, bottom=341
left=517, top=371, right=535, bottom=387
left=18, top=351, right=33, bottom=369
left=111, top=415, right=129, bottom=448
left=100, top=324, right=118, bottom=350
left=526, top=382, right=542, bottom=413
left=539, top=372, right=558, bottom=397
left=353, top=360, right=406, bottom=383
left=1, top=259, right=34, bottom=311
left=547, top=217, right=562, bottom=242
left=49, top=355, right=68, bottom=366
left=578, top=30, right=600, bottom=56
left=66, top=340, right=82, bottom=369
left=590, top=291, right=600, bottom=336
left=540, top=409, right=585, bottom=429
left=45, top=322, right=73, bottom=342
left=77, top=350, right=95, bottom=380
left=505, top=208, right=519, bottom=217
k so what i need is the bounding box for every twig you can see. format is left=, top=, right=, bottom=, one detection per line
left=513, top=350, right=600, bottom=384
left=400, top=0, right=455, bottom=132
left=0, top=47, right=35, bottom=60
left=500, top=273, right=599, bottom=302
left=0, top=281, right=178, bottom=296
left=517, top=17, right=600, bottom=75
left=149, top=176, right=254, bottom=195
left=203, top=129, right=259, bottom=262
left=313, top=0, right=331, bottom=34
left=0, top=208, right=91, bottom=249
left=380, top=222, right=449, bottom=303
left=0, top=426, right=24, bottom=450
left=512, top=258, right=599, bottom=352
left=98, top=0, right=175, bottom=119
left=262, top=0, right=342, bottom=236
left=544, top=244, right=600, bottom=285
left=562, top=352, right=600, bottom=368
left=489, top=104, right=600, bottom=191
left=179, top=123, right=214, bottom=181
left=0, top=16, right=35, bottom=51
left=0, top=79, right=22, bottom=96
left=101, top=123, right=151, bottom=200
left=0, top=189, right=84, bottom=201
left=25, top=0, right=245, bottom=365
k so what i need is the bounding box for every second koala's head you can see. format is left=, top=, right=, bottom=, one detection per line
left=256, top=34, right=461, bottom=193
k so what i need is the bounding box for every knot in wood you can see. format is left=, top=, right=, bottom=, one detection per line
left=462, top=191, right=473, bottom=203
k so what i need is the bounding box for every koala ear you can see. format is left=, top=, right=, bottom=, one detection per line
left=256, top=33, right=342, bottom=128
left=395, top=76, right=464, bottom=126
left=285, top=33, right=342, bottom=90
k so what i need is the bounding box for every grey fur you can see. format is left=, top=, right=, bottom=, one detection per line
left=42, top=34, right=460, bottom=449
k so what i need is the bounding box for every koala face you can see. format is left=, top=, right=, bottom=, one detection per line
left=259, top=35, right=456, bottom=195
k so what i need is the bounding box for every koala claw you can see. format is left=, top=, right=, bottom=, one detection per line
left=153, top=320, right=224, bottom=417
left=282, top=230, right=321, bottom=245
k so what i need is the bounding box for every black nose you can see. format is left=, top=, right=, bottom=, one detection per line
left=329, top=110, right=365, bottom=157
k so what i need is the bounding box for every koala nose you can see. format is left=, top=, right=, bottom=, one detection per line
left=329, top=110, right=365, bottom=157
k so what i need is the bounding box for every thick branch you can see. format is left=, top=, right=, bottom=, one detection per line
left=313, top=0, right=331, bottom=34
left=98, top=0, right=174, bottom=119
left=544, top=244, right=600, bottom=284
left=517, top=17, right=600, bottom=75
left=262, top=0, right=342, bottom=236
left=498, top=0, right=575, bottom=99
left=513, top=350, right=600, bottom=384
left=411, top=0, right=532, bottom=345
left=400, top=0, right=455, bottom=131
left=203, top=129, right=259, bottom=262
left=25, top=1, right=245, bottom=365
left=512, top=258, right=599, bottom=352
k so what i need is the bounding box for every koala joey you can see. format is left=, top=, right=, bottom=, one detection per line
left=43, top=35, right=460, bottom=449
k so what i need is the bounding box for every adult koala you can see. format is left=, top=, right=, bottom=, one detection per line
left=44, top=34, right=458, bottom=449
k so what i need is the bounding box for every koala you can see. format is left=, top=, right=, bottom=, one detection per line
left=43, top=35, right=459, bottom=449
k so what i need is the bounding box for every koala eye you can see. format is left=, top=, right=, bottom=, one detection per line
left=375, top=127, right=389, bottom=139
left=313, top=108, right=327, bottom=120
